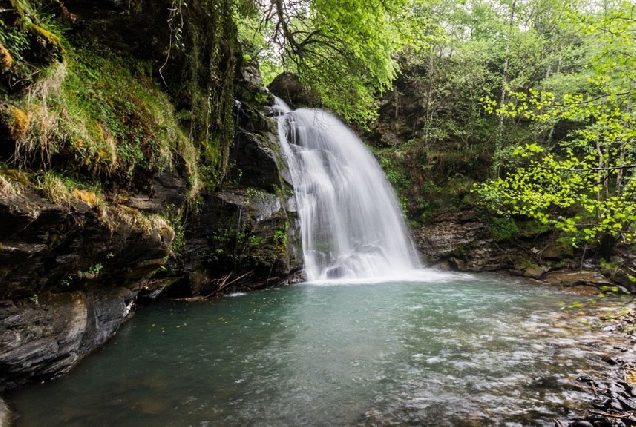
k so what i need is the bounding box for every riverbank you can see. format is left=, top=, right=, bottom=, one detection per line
left=555, top=301, right=636, bottom=427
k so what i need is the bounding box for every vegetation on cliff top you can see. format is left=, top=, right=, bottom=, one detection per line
left=302, top=0, right=636, bottom=258
left=0, top=1, right=198, bottom=200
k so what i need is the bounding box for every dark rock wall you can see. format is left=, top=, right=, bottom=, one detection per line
left=0, top=179, right=173, bottom=391
left=181, top=113, right=303, bottom=296
left=0, top=0, right=302, bottom=395
left=1, top=289, right=135, bottom=390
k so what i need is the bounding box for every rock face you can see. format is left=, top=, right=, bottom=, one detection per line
left=268, top=72, right=321, bottom=108
left=414, top=211, right=519, bottom=272
left=0, top=0, right=304, bottom=395
left=0, top=398, right=8, bottom=427
left=0, top=111, right=303, bottom=392
left=0, top=178, right=174, bottom=391
left=180, top=117, right=303, bottom=297
left=415, top=210, right=635, bottom=292
left=1, top=290, right=136, bottom=390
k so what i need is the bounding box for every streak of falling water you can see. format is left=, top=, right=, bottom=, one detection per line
left=273, top=98, right=421, bottom=282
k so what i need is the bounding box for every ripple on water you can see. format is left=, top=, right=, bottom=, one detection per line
left=6, top=274, right=627, bottom=427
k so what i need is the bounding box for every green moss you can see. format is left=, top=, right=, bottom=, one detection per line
left=449, top=240, right=479, bottom=257
left=489, top=216, right=519, bottom=241
left=6, top=46, right=199, bottom=198
left=27, top=23, right=64, bottom=53
left=516, top=218, right=553, bottom=237
left=0, top=104, right=30, bottom=141
left=0, top=41, right=12, bottom=70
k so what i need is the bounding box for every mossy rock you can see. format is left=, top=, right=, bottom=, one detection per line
left=0, top=41, right=13, bottom=71
left=26, top=23, right=65, bottom=59
left=542, top=242, right=574, bottom=260
left=0, top=103, right=30, bottom=160
left=0, top=2, right=65, bottom=94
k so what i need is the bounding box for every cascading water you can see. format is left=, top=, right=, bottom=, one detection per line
left=274, top=98, right=421, bottom=281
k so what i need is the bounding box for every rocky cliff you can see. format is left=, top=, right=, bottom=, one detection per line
left=0, top=0, right=302, bottom=403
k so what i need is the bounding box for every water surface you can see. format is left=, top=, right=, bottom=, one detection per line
left=8, top=273, right=614, bottom=426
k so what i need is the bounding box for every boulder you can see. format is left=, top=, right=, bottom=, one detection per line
left=268, top=72, right=321, bottom=109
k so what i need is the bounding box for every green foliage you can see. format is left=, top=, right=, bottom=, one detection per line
left=476, top=143, right=636, bottom=246
left=489, top=216, right=519, bottom=241
left=378, top=155, right=411, bottom=215
left=245, top=0, right=414, bottom=123
left=78, top=262, right=103, bottom=279
left=7, top=39, right=199, bottom=195
left=273, top=225, right=288, bottom=250
left=59, top=50, right=182, bottom=179
left=162, top=204, right=186, bottom=258
left=0, top=20, right=30, bottom=63
left=475, top=1, right=636, bottom=248
left=379, top=156, right=411, bottom=190
left=0, top=3, right=64, bottom=93
left=33, top=170, right=102, bottom=207
left=246, top=187, right=267, bottom=203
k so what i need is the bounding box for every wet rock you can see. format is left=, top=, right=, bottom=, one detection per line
left=543, top=271, right=612, bottom=292
left=170, top=104, right=304, bottom=297
left=230, top=127, right=290, bottom=192
left=609, top=399, right=625, bottom=411
left=529, top=375, right=561, bottom=389
left=268, top=72, right=321, bottom=108
left=591, top=397, right=611, bottom=409
left=602, top=354, right=620, bottom=365
left=125, top=159, right=188, bottom=212
left=0, top=289, right=138, bottom=390
left=527, top=267, right=547, bottom=279
left=412, top=209, right=634, bottom=295
left=182, top=185, right=302, bottom=296
left=413, top=211, right=518, bottom=271
left=617, top=395, right=636, bottom=410
left=607, top=271, right=636, bottom=293
left=570, top=421, right=594, bottom=427
left=0, top=179, right=174, bottom=390
left=542, top=243, right=574, bottom=260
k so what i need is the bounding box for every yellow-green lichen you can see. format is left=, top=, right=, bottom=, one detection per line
left=0, top=41, right=13, bottom=70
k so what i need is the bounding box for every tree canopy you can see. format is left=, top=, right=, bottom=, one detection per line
left=476, top=1, right=636, bottom=247
left=237, top=0, right=415, bottom=122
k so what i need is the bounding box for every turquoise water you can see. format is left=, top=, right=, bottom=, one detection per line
left=8, top=273, right=611, bottom=426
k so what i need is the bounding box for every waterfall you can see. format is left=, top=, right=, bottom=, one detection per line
left=274, top=98, right=421, bottom=282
